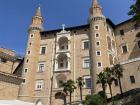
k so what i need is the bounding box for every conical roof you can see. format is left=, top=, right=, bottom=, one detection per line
left=35, top=6, right=42, bottom=17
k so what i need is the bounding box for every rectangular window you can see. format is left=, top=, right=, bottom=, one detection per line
left=122, top=45, right=128, bottom=53
left=96, top=51, right=101, bottom=56
left=95, top=33, right=100, bottom=38
left=83, top=58, right=90, bottom=68
left=130, top=76, right=135, bottom=84
left=84, top=76, right=92, bottom=88
left=35, top=80, right=44, bottom=90
left=38, top=63, right=45, bottom=72
left=138, top=40, right=140, bottom=48
left=120, top=30, right=124, bottom=36
left=82, top=40, right=90, bottom=49
left=24, top=68, right=28, bottom=73
left=40, top=46, right=47, bottom=55
left=97, top=62, right=102, bottom=68
left=94, top=25, right=99, bottom=30
left=96, top=41, right=100, bottom=47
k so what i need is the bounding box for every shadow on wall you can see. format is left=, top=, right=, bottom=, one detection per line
left=129, top=32, right=140, bottom=59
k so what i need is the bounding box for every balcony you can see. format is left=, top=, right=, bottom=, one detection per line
left=57, top=49, right=69, bottom=53
left=54, top=67, right=70, bottom=73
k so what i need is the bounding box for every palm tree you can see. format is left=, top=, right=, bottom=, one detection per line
left=61, top=80, right=76, bottom=105
left=96, top=71, right=107, bottom=105
left=112, top=64, right=124, bottom=97
left=76, top=77, right=85, bottom=102
left=104, top=67, right=115, bottom=105
left=128, top=0, right=140, bottom=21
left=60, top=81, right=69, bottom=105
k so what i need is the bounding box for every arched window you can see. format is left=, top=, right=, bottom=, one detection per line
left=56, top=74, right=67, bottom=88
left=58, top=37, right=68, bottom=50
left=57, top=54, right=68, bottom=69
left=107, top=36, right=111, bottom=50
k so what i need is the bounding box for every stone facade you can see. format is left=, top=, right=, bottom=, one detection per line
left=0, top=47, right=21, bottom=73
left=18, top=0, right=140, bottom=104
left=0, top=47, right=23, bottom=100
left=0, top=70, right=23, bottom=100
left=1, top=0, right=140, bottom=105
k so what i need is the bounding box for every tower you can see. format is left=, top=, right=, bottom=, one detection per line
left=89, top=0, right=115, bottom=94
left=18, top=6, right=44, bottom=101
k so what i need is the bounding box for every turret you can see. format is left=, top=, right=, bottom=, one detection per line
left=18, top=6, right=44, bottom=101
left=29, top=6, right=44, bottom=32
left=90, top=0, right=105, bottom=19
left=89, top=0, right=107, bottom=94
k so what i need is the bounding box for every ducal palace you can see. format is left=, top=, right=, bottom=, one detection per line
left=0, top=0, right=140, bottom=105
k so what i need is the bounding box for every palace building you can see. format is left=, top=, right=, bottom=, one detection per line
left=0, top=0, right=140, bottom=105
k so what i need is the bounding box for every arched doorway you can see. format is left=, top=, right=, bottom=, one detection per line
left=53, top=92, right=66, bottom=105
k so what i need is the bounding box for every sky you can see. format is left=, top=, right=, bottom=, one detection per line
left=0, top=0, right=135, bottom=56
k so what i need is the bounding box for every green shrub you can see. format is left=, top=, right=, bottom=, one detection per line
left=83, top=94, right=105, bottom=105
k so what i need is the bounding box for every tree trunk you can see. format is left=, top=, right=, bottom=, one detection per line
left=64, top=96, right=67, bottom=105
left=70, top=92, right=72, bottom=105
left=109, top=84, right=114, bottom=105
left=109, top=84, right=113, bottom=99
left=80, top=87, right=82, bottom=102
left=102, top=84, right=107, bottom=105
left=118, top=77, right=123, bottom=97
left=102, top=84, right=105, bottom=95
